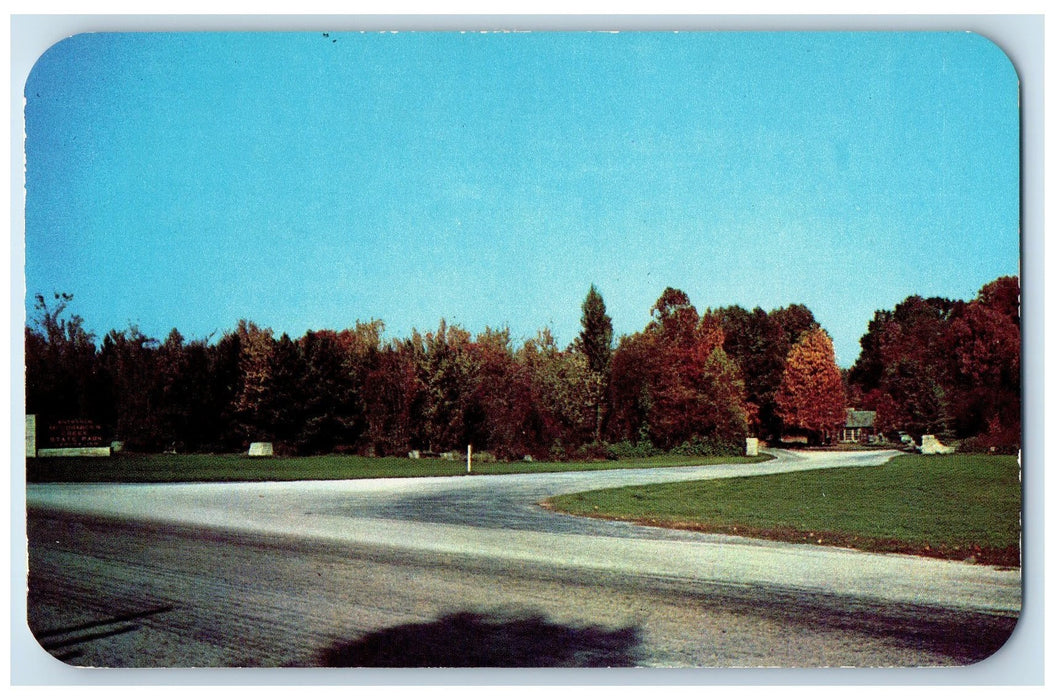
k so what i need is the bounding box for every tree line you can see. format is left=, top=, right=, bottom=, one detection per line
left=25, top=277, right=1020, bottom=457
left=846, top=275, right=1020, bottom=453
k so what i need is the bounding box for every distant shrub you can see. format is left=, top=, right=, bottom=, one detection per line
left=959, top=436, right=1020, bottom=455
left=609, top=440, right=661, bottom=459
left=957, top=419, right=1020, bottom=455
left=671, top=435, right=742, bottom=457
left=329, top=444, right=360, bottom=456
left=574, top=442, right=617, bottom=461
left=271, top=442, right=299, bottom=457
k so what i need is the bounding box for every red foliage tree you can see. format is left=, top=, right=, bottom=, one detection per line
left=943, top=281, right=1021, bottom=446
left=607, top=289, right=748, bottom=451
left=846, top=276, right=1020, bottom=449
left=364, top=339, right=425, bottom=456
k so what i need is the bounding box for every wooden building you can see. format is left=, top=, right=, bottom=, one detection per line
left=840, top=409, right=877, bottom=443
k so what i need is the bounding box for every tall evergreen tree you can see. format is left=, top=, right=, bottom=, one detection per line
left=574, top=284, right=613, bottom=442
left=575, top=285, right=613, bottom=376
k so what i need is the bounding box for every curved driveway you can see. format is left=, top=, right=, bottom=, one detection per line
left=26, top=448, right=1020, bottom=617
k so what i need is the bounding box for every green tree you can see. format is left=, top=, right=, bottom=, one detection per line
left=771, top=304, right=817, bottom=351
left=155, top=328, right=198, bottom=450
left=523, top=328, right=601, bottom=456
left=420, top=320, right=479, bottom=452
left=716, top=305, right=788, bottom=439
left=650, top=287, right=699, bottom=346
left=207, top=330, right=245, bottom=450
left=304, top=324, right=380, bottom=454
left=263, top=332, right=309, bottom=451
left=25, top=293, right=99, bottom=428
left=575, top=285, right=613, bottom=376
left=173, top=336, right=217, bottom=451
left=97, top=325, right=162, bottom=450
left=574, top=284, right=613, bottom=441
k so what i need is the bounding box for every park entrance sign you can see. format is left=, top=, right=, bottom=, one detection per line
left=35, top=418, right=111, bottom=458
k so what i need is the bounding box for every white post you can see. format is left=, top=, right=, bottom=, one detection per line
left=467, top=444, right=473, bottom=474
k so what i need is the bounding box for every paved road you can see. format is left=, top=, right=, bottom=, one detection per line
left=24, top=449, right=1021, bottom=668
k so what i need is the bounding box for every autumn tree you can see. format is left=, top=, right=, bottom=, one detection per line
left=605, top=330, right=656, bottom=446
left=633, top=287, right=704, bottom=448
left=943, top=276, right=1020, bottom=448
left=466, top=327, right=533, bottom=457
left=775, top=326, right=846, bottom=443
left=848, top=295, right=963, bottom=439
left=607, top=288, right=747, bottom=452
left=364, top=336, right=426, bottom=456
left=976, top=275, right=1020, bottom=324
left=233, top=319, right=276, bottom=443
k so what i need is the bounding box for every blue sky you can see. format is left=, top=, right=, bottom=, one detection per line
left=24, top=31, right=1019, bottom=366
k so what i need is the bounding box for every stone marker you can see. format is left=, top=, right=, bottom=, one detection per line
left=248, top=442, right=274, bottom=457
left=745, top=437, right=759, bottom=457
left=920, top=435, right=954, bottom=455
left=37, top=446, right=111, bottom=457
left=26, top=414, right=36, bottom=458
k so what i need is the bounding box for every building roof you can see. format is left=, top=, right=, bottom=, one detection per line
left=845, top=409, right=876, bottom=429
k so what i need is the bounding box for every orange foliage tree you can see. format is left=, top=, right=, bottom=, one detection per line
left=775, top=326, right=846, bottom=443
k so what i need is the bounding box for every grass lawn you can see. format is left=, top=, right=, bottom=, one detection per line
left=26, top=452, right=771, bottom=484
left=544, top=454, right=1021, bottom=567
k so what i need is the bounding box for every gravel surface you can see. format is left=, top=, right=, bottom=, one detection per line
left=24, top=449, right=1021, bottom=669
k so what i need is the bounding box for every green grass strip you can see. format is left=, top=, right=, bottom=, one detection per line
left=545, top=454, right=1021, bottom=566
left=26, top=452, right=771, bottom=484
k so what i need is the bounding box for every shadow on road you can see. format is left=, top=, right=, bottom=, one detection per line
left=318, top=609, right=641, bottom=667
left=689, top=582, right=1020, bottom=665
